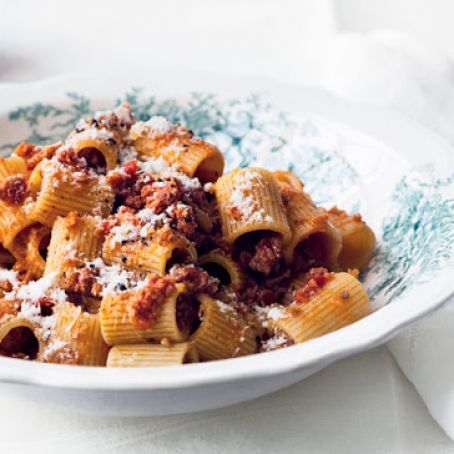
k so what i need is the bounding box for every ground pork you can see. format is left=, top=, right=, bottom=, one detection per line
left=239, top=234, right=284, bottom=276
left=168, top=264, right=219, bottom=296
left=293, top=267, right=333, bottom=305
left=141, top=177, right=183, bottom=213
left=0, top=175, right=29, bottom=204
left=129, top=274, right=175, bottom=329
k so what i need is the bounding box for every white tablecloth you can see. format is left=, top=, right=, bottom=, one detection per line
left=0, top=348, right=452, bottom=454
left=1, top=1, right=454, bottom=452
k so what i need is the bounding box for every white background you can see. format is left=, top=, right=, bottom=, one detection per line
left=1, top=1, right=454, bottom=452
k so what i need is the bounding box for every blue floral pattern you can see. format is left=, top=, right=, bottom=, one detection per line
left=1, top=88, right=453, bottom=306
left=368, top=170, right=454, bottom=300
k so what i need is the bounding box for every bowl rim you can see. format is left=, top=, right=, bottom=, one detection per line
left=0, top=72, right=453, bottom=391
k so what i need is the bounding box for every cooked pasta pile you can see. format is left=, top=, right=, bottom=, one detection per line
left=0, top=104, right=376, bottom=367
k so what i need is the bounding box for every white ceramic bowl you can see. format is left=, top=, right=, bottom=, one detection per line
left=0, top=72, right=453, bottom=416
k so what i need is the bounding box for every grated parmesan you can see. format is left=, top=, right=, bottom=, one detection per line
left=113, top=104, right=134, bottom=125
left=118, top=146, right=138, bottom=165
left=5, top=272, right=67, bottom=305
left=263, top=335, right=288, bottom=351
left=139, top=156, right=169, bottom=174
left=267, top=306, right=286, bottom=320
left=89, top=258, right=143, bottom=296
left=229, top=171, right=272, bottom=224
left=66, top=127, right=114, bottom=148
left=161, top=139, right=186, bottom=156
left=108, top=222, right=140, bottom=247
left=215, top=299, right=235, bottom=314
left=0, top=269, right=19, bottom=287
left=137, top=208, right=165, bottom=223
left=163, top=167, right=201, bottom=190
left=40, top=339, right=68, bottom=361
left=145, top=116, right=173, bottom=133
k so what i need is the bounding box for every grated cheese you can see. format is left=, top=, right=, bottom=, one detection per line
left=118, top=146, right=138, bottom=165
left=5, top=272, right=67, bottom=305
left=215, top=299, right=235, bottom=314
left=229, top=170, right=271, bottom=224
left=161, top=139, right=186, bottom=156
left=263, top=335, right=288, bottom=351
left=40, top=339, right=68, bottom=361
left=66, top=127, right=114, bottom=148
left=267, top=306, right=286, bottom=320
left=113, top=104, right=134, bottom=125
left=108, top=223, right=140, bottom=246
left=163, top=167, right=201, bottom=190
left=18, top=300, right=42, bottom=323
left=139, top=156, right=169, bottom=174
left=137, top=208, right=164, bottom=223
left=145, top=116, right=173, bottom=133
left=0, top=269, right=19, bottom=287
left=90, top=258, right=143, bottom=296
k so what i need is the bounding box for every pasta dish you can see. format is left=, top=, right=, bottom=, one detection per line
left=0, top=104, right=375, bottom=367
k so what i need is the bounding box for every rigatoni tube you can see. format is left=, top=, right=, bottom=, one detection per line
left=327, top=208, right=376, bottom=272
left=102, top=234, right=197, bottom=275
left=107, top=342, right=199, bottom=367
left=280, top=184, right=342, bottom=270
left=214, top=168, right=291, bottom=246
left=29, top=160, right=114, bottom=226
left=198, top=249, right=244, bottom=290
left=100, top=283, right=193, bottom=345
left=45, top=303, right=109, bottom=366
left=45, top=213, right=103, bottom=277
left=190, top=294, right=257, bottom=361
left=66, top=130, right=120, bottom=171
left=272, top=272, right=369, bottom=344
left=131, top=121, right=224, bottom=183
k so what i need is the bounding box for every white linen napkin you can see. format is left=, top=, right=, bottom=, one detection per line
left=389, top=305, right=454, bottom=440
left=321, top=29, right=454, bottom=439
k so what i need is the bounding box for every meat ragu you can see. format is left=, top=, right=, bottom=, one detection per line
left=129, top=274, right=176, bottom=329
left=237, top=232, right=285, bottom=277
left=0, top=104, right=375, bottom=367
left=0, top=175, right=29, bottom=205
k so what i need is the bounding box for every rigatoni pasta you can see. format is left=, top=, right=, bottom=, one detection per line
left=198, top=249, right=244, bottom=290
left=190, top=294, right=257, bottom=360
left=214, top=167, right=291, bottom=245
left=100, top=283, right=192, bottom=345
left=10, top=224, right=50, bottom=282
left=66, top=129, right=120, bottom=172
left=0, top=317, right=41, bottom=360
left=327, top=207, right=376, bottom=272
left=29, top=159, right=114, bottom=226
left=271, top=271, right=369, bottom=344
left=102, top=232, right=197, bottom=274
left=107, top=342, right=199, bottom=368
left=131, top=118, right=224, bottom=183
left=0, top=247, right=15, bottom=268
left=273, top=170, right=305, bottom=192
left=0, top=104, right=376, bottom=368
left=44, top=303, right=109, bottom=366
left=45, top=213, right=103, bottom=277
left=279, top=183, right=342, bottom=271
left=0, top=155, right=28, bottom=180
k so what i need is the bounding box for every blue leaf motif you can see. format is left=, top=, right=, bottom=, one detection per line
left=369, top=170, right=454, bottom=301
